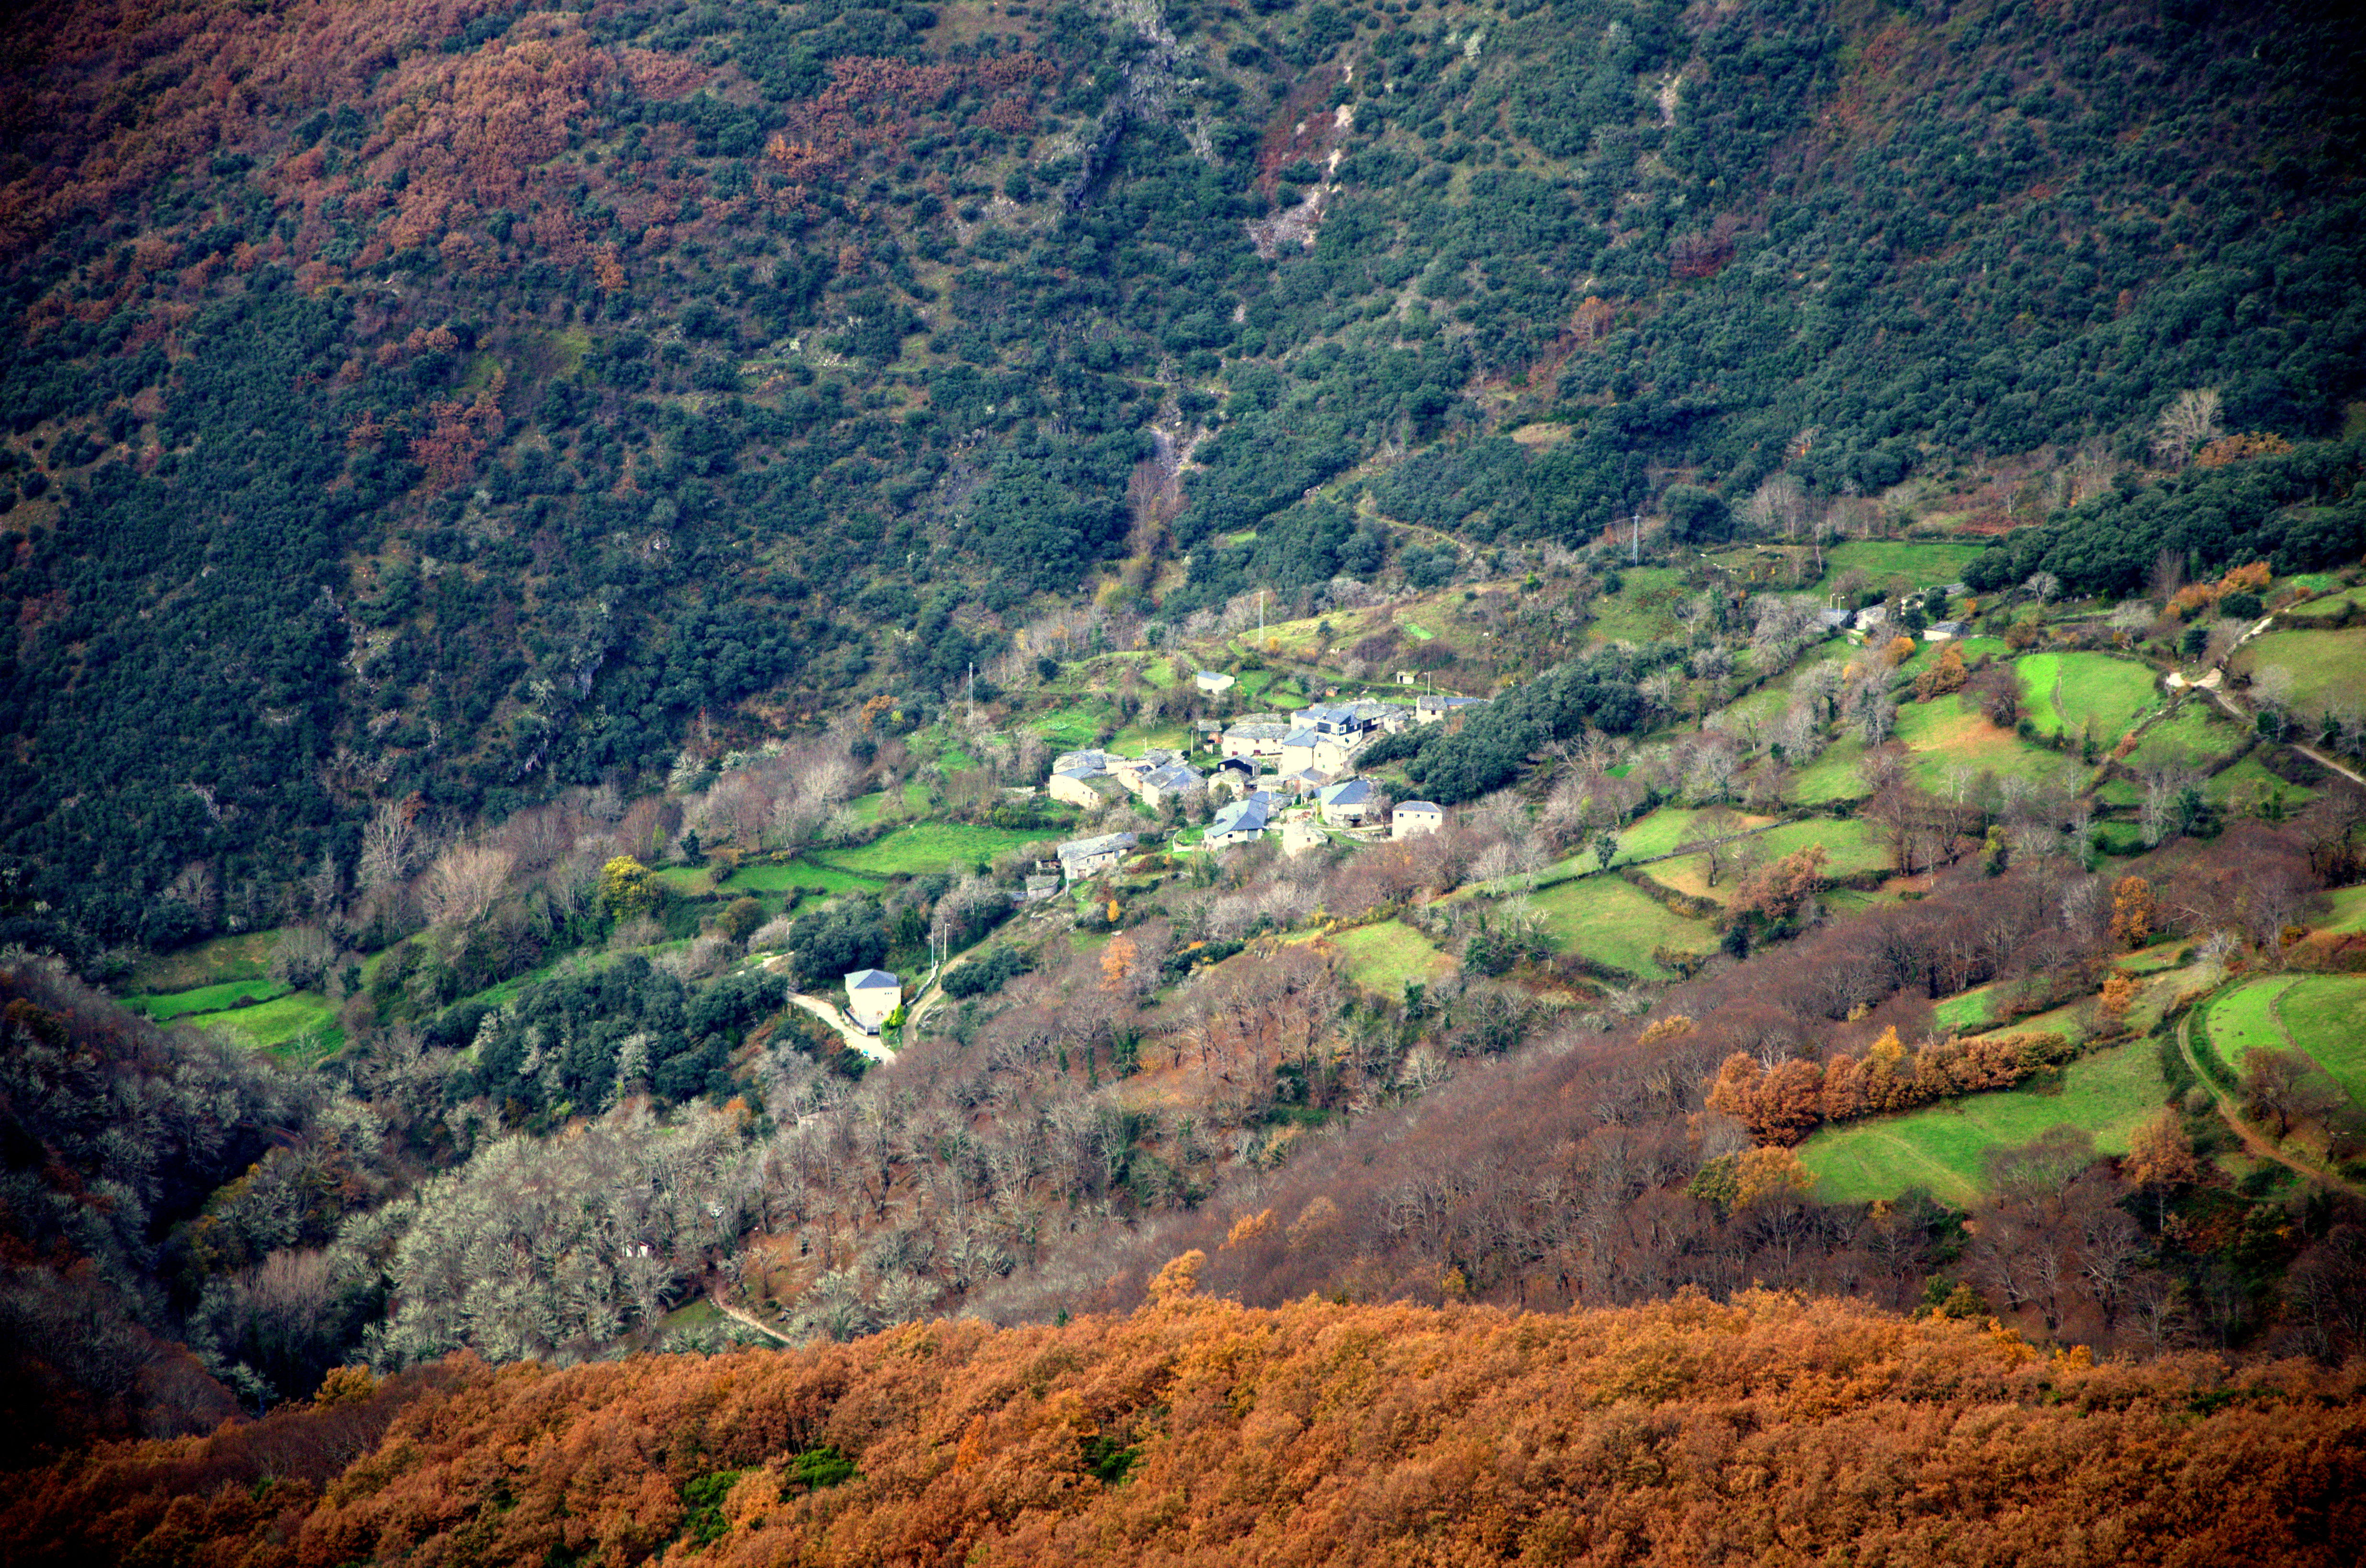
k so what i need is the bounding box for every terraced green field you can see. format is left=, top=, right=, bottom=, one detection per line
left=1799, top=1038, right=2168, bottom=1205
left=1817, top=540, right=1990, bottom=591
left=2202, top=979, right=2291, bottom=1079
left=2203, top=974, right=2366, bottom=1111
left=1893, top=701, right=2066, bottom=793
left=1531, top=874, right=1714, bottom=979
left=2204, top=754, right=2312, bottom=813
left=2235, top=626, right=2366, bottom=713
left=1328, top=920, right=1457, bottom=994
left=723, top=860, right=886, bottom=895
left=1788, top=737, right=1874, bottom=804
left=2121, top=702, right=2246, bottom=773
left=127, top=977, right=288, bottom=1020
left=823, top=821, right=1051, bottom=876
left=2017, top=652, right=2159, bottom=743
left=2317, top=884, right=2366, bottom=934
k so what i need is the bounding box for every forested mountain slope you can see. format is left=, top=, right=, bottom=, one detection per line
left=1, top=0, right=2361, bottom=957
left=6, top=1285, right=2363, bottom=1567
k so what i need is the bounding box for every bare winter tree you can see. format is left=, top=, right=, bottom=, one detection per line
left=419, top=842, right=515, bottom=928
left=357, top=800, right=420, bottom=891
left=2150, top=388, right=2223, bottom=466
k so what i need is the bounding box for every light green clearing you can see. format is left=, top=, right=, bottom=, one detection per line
left=2205, top=755, right=2312, bottom=812
left=822, top=821, right=1047, bottom=876
left=2204, top=975, right=2366, bottom=1113
left=653, top=865, right=716, bottom=895
left=179, top=991, right=343, bottom=1060
left=2123, top=703, right=2244, bottom=773
left=1799, top=1038, right=2168, bottom=1206
left=1933, top=981, right=2010, bottom=1033
left=1530, top=874, right=1712, bottom=978
left=2277, top=584, right=2366, bottom=622
left=128, top=977, right=289, bottom=1020
left=1788, top=736, right=1874, bottom=804
left=2017, top=652, right=2159, bottom=741
left=1951, top=636, right=2014, bottom=664
left=1893, top=700, right=2069, bottom=794
left=2203, top=979, right=2290, bottom=1079
left=1532, top=807, right=1749, bottom=884
left=1328, top=920, right=1457, bottom=993
left=2278, top=975, right=2366, bottom=1109
left=1818, top=540, right=1989, bottom=591
left=723, top=860, right=887, bottom=895
left=2235, top=627, right=2366, bottom=714
left=1757, top=816, right=1889, bottom=877
left=2316, top=884, right=2366, bottom=934
left=848, top=780, right=933, bottom=821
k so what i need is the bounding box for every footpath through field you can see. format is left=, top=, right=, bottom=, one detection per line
left=2173, top=1011, right=2366, bottom=1201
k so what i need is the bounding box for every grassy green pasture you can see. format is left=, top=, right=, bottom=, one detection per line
left=723, top=860, right=887, bottom=895
left=1788, top=736, right=1874, bottom=804
left=2202, top=979, right=2290, bottom=1078
left=2123, top=702, right=2246, bottom=772
left=2278, top=585, right=2366, bottom=622
left=2017, top=652, right=2159, bottom=742
left=1585, top=567, right=1685, bottom=643
left=1893, top=701, right=2065, bottom=793
left=1817, top=540, right=1989, bottom=591
left=1750, top=817, right=1888, bottom=877
left=1530, top=874, right=1713, bottom=978
left=1933, top=981, right=2010, bottom=1033
left=2202, top=975, right=2366, bottom=1111
left=2202, top=754, right=2310, bottom=813
left=128, top=977, right=287, bottom=1020
left=172, top=991, right=343, bottom=1062
left=1328, top=921, right=1457, bottom=994
left=2235, top=627, right=2366, bottom=714
left=1799, top=1038, right=2168, bottom=1205
left=2278, top=976, right=2366, bottom=1108
left=2315, top=884, right=2366, bottom=934
left=823, top=821, right=1047, bottom=876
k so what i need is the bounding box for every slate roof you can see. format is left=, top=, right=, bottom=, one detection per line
left=1209, top=792, right=1274, bottom=838
left=1318, top=779, right=1374, bottom=807
left=845, top=968, right=899, bottom=991
left=1057, top=830, right=1139, bottom=863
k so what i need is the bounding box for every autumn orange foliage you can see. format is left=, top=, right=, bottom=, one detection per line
left=1708, top=1026, right=2077, bottom=1144
left=5, top=1291, right=2361, bottom=1566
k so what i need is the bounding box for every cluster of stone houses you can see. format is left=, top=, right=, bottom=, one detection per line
left=1047, top=748, right=1207, bottom=811
left=1042, top=687, right=1479, bottom=883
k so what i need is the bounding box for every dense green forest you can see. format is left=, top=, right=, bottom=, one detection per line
left=1, top=0, right=2362, bottom=961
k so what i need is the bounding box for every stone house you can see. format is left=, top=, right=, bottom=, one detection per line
left=1391, top=800, right=1444, bottom=838
left=1057, top=830, right=1139, bottom=882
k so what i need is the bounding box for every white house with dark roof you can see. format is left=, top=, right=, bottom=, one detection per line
left=1194, top=669, right=1237, bottom=695
left=844, top=969, right=901, bottom=1034
left=1220, top=719, right=1293, bottom=763
left=1057, top=830, right=1139, bottom=883
left=1281, top=817, right=1328, bottom=858
left=1205, top=790, right=1275, bottom=849
left=1391, top=800, right=1444, bottom=838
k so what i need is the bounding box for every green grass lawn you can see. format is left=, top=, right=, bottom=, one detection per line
left=1788, top=736, right=1874, bottom=804
left=1530, top=874, right=1714, bottom=978
left=1799, top=1038, right=2169, bottom=1206
left=1584, top=566, right=1685, bottom=643
left=1933, top=980, right=2010, bottom=1033
left=1748, top=817, right=1889, bottom=877
left=723, top=860, right=887, bottom=895
left=1816, top=540, right=1990, bottom=593
left=2277, top=975, right=2366, bottom=1110
left=653, top=865, right=717, bottom=896
left=847, top=780, right=932, bottom=821
left=2204, top=754, right=2312, bottom=814
left=127, top=976, right=289, bottom=1020
left=2202, top=978, right=2290, bottom=1078
left=2235, top=626, right=2366, bottom=714
left=822, top=821, right=1049, bottom=876
left=2017, top=652, right=2159, bottom=742
left=1328, top=920, right=1457, bottom=994
left=1030, top=703, right=1111, bottom=751
left=2277, top=585, right=2366, bottom=622
left=2122, top=701, right=2246, bottom=772
left=175, top=991, right=343, bottom=1062
left=1893, top=700, right=2067, bottom=794
left=2315, top=884, right=2366, bottom=934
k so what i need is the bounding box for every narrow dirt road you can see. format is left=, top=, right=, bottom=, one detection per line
left=709, top=1292, right=792, bottom=1345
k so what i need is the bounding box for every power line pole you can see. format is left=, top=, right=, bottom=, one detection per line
left=1630, top=508, right=1642, bottom=566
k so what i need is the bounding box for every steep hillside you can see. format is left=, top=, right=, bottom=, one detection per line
left=5, top=1286, right=2364, bottom=1566
left=0, top=0, right=2360, bottom=956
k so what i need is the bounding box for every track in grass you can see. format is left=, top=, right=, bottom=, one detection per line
left=1799, top=1038, right=2169, bottom=1205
